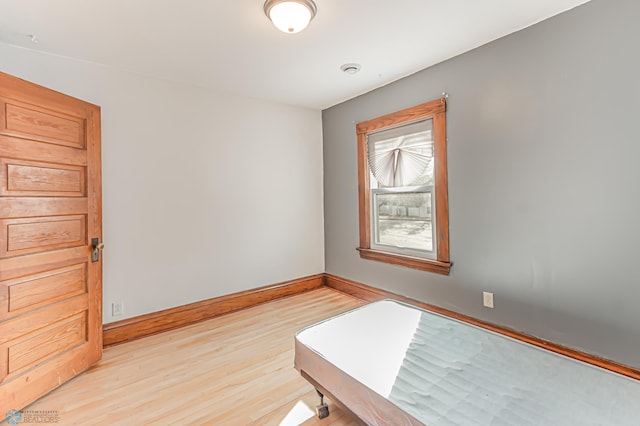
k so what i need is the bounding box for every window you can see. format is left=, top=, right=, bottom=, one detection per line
left=356, top=97, right=451, bottom=275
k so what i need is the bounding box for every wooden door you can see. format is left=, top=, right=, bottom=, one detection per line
left=0, top=72, right=102, bottom=413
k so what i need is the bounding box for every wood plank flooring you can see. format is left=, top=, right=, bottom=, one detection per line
left=18, top=288, right=365, bottom=425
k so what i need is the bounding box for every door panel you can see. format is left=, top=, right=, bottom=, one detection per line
left=1, top=263, right=86, bottom=318
left=0, top=215, right=87, bottom=257
left=0, top=71, right=102, bottom=413
left=0, top=158, right=86, bottom=197
left=8, top=311, right=87, bottom=375
left=0, top=98, right=86, bottom=148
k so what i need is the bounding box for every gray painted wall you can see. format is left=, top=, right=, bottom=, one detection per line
left=323, top=0, right=640, bottom=368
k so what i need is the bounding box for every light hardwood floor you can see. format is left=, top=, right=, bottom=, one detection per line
left=16, top=288, right=365, bottom=425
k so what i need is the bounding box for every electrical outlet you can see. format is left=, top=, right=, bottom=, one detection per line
left=112, top=301, right=124, bottom=317
left=483, top=292, right=494, bottom=309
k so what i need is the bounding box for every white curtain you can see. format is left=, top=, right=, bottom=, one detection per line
left=367, top=119, right=433, bottom=187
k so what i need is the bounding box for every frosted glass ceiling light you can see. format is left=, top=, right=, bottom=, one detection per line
left=264, top=0, right=317, bottom=34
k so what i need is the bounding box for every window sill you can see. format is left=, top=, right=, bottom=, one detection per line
left=357, top=248, right=451, bottom=275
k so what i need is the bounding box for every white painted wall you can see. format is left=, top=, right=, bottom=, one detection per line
left=0, top=42, right=325, bottom=322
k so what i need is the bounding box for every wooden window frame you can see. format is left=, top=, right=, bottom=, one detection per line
left=356, top=97, right=451, bottom=275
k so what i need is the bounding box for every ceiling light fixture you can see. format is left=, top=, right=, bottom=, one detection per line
left=264, top=0, right=317, bottom=34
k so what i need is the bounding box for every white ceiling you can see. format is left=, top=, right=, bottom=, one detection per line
left=0, top=0, right=591, bottom=110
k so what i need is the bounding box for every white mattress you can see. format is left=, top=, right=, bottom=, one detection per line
left=295, top=300, right=640, bottom=425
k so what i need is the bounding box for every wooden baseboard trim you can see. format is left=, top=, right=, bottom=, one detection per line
left=103, top=274, right=325, bottom=347
left=324, top=273, right=640, bottom=381
left=103, top=272, right=639, bottom=380
left=324, top=273, right=392, bottom=302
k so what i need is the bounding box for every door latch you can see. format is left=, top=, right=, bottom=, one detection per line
left=91, top=238, right=104, bottom=262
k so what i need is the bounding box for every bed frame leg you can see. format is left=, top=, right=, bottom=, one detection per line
left=315, top=389, right=329, bottom=419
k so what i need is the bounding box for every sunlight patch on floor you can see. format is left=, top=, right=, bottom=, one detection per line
left=279, top=400, right=315, bottom=425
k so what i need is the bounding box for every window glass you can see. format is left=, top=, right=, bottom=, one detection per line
left=372, top=190, right=434, bottom=254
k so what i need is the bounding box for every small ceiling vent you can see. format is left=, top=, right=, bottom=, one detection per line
left=340, top=63, right=361, bottom=75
